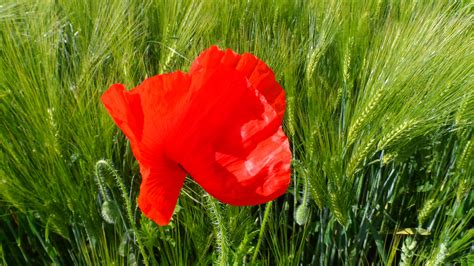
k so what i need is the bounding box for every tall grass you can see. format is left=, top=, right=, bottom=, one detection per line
left=1, top=0, right=472, bottom=264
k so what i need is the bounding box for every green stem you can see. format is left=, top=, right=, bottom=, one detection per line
left=95, top=160, right=149, bottom=266
left=206, top=196, right=229, bottom=266
left=251, top=201, right=273, bottom=263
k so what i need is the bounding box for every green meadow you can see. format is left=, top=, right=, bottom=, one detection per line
left=1, top=0, right=472, bottom=264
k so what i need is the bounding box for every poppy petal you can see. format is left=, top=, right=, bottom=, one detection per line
left=189, top=46, right=286, bottom=117
left=102, top=72, right=192, bottom=225
left=129, top=72, right=190, bottom=164
left=137, top=163, right=187, bottom=226
left=174, top=66, right=291, bottom=205
left=186, top=126, right=291, bottom=205
left=213, top=127, right=291, bottom=204
left=102, top=83, right=144, bottom=160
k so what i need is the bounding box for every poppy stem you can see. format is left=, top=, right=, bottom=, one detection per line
left=95, top=160, right=149, bottom=265
left=251, top=201, right=273, bottom=263
left=206, top=196, right=230, bottom=265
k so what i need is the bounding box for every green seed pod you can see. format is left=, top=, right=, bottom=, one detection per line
left=128, top=253, right=137, bottom=266
left=295, top=203, right=309, bottom=225
left=101, top=200, right=121, bottom=224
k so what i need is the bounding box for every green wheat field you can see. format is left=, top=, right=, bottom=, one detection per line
left=1, top=0, right=473, bottom=265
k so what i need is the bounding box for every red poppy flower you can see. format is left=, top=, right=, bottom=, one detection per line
left=101, top=46, right=291, bottom=226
